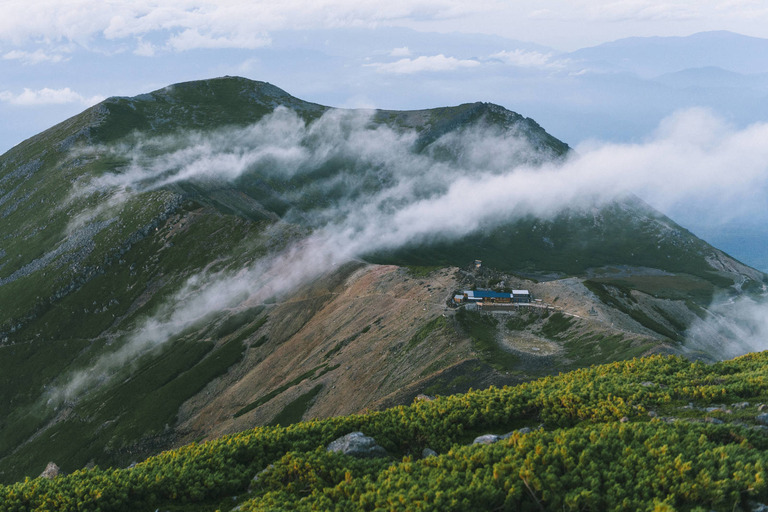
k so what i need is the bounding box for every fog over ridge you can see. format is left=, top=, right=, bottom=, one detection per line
left=49, top=105, right=768, bottom=404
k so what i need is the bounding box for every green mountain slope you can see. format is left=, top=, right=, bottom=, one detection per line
left=0, top=76, right=764, bottom=483
left=372, top=196, right=741, bottom=283
left=4, top=351, right=768, bottom=511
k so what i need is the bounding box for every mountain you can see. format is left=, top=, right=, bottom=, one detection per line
left=567, top=31, right=768, bottom=77
left=0, top=76, right=764, bottom=482
left=653, top=66, right=768, bottom=91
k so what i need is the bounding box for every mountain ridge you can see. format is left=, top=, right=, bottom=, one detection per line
left=568, top=30, right=768, bottom=76
left=0, top=76, right=764, bottom=482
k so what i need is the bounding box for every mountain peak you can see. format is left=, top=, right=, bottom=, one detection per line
left=89, top=76, right=327, bottom=143
left=144, top=76, right=292, bottom=102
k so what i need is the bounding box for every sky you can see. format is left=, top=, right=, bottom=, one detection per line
left=1, top=0, right=768, bottom=271
left=4, top=0, right=768, bottom=152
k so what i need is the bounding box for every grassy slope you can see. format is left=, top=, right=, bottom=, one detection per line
left=4, top=351, right=768, bottom=511
left=369, top=199, right=749, bottom=289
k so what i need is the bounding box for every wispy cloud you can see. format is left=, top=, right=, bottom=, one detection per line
left=369, top=54, right=481, bottom=73
left=72, top=105, right=768, bottom=284
left=489, top=49, right=569, bottom=70
left=368, top=48, right=571, bottom=76
left=50, top=105, right=768, bottom=403
left=685, top=295, right=768, bottom=360
left=530, top=1, right=705, bottom=23
left=133, top=38, right=156, bottom=56
left=3, top=49, right=69, bottom=65
left=585, top=1, right=703, bottom=22
left=166, top=29, right=272, bottom=51
left=0, top=0, right=495, bottom=53
left=0, top=87, right=104, bottom=106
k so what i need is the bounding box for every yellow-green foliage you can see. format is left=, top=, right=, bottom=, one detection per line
left=5, top=352, right=768, bottom=511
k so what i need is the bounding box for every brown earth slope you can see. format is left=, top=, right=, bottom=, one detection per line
left=173, top=262, right=677, bottom=447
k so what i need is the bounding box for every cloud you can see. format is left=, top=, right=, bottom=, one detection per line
left=369, top=54, right=481, bottom=73
left=166, top=28, right=272, bottom=51
left=0, top=0, right=495, bottom=52
left=390, top=46, right=411, bottom=57
left=72, top=105, right=768, bottom=284
left=529, top=1, right=704, bottom=23
left=133, top=38, right=156, bottom=56
left=684, top=296, right=768, bottom=360
left=0, top=87, right=104, bottom=106
left=528, top=9, right=561, bottom=20
left=489, top=49, right=568, bottom=70
left=50, top=105, right=768, bottom=402
left=3, top=49, right=69, bottom=64
left=573, top=108, right=768, bottom=224
left=585, top=1, right=702, bottom=22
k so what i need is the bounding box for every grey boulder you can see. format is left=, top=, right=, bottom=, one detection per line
left=327, top=432, right=387, bottom=458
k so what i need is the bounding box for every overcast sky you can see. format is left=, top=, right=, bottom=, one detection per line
left=4, top=1, right=768, bottom=153
left=4, top=1, right=768, bottom=53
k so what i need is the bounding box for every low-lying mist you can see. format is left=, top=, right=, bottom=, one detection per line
left=49, top=105, right=768, bottom=404
left=684, top=295, right=768, bottom=361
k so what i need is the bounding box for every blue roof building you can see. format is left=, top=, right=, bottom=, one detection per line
left=460, top=289, right=532, bottom=304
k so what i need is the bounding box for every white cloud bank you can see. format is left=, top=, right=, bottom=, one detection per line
left=369, top=54, right=481, bottom=73
left=489, top=49, right=569, bottom=70
left=529, top=0, right=741, bottom=23
left=390, top=46, right=412, bottom=57
left=3, top=49, right=69, bottom=65
left=0, top=0, right=494, bottom=52
left=685, top=296, right=768, bottom=361
left=0, top=87, right=104, bottom=106
left=49, top=105, right=768, bottom=403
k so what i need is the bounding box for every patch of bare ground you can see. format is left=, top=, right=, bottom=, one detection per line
left=530, top=277, right=670, bottom=337
left=173, top=266, right=679, bottom=447
left=498, top=328, right=562, bottom=357
left=175, top=264, right=471, bottom=444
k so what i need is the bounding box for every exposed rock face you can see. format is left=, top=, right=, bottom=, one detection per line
left=39, top=462, right=62, bottom=479
left=756, top=413, right=768, bottom=425
left=326, top=432, right=387, bottom=458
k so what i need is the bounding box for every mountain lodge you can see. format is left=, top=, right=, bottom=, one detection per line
left=454, top=289, right=531, bottom=305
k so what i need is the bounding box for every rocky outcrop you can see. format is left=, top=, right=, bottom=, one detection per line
left=422, top=448, right=437, bottom=458
left=473, top=434, right=502, bottom=445
left=326, top=432, right=387, bottom=458
left=473, top=427, right=534, bottom=445
left=39, top=462, right=62, bottom=479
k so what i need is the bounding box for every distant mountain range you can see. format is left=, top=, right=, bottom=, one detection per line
left=567, top=31, right=768, bottom=77
left=0, top=76, right=764, bottom=482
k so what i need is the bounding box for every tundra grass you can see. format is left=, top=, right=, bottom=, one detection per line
left=539, top=311, right=574, bottom=338
left=0, top=336, right=246, bottom=481
left=234, top=364, right=330, bottom=419
left=455, top=309, right=517, bottom=370
left=268, top=385, right=324, bottom=427
left=407, top=315, right=449, bottom=349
